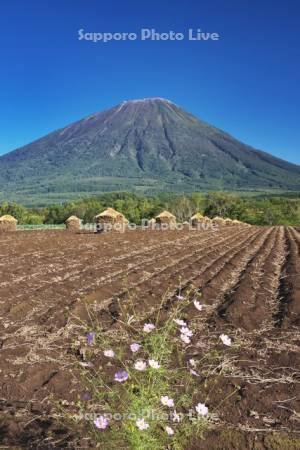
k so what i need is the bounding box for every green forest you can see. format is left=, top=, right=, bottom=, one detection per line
left=0, top=191, right=299, bottom=226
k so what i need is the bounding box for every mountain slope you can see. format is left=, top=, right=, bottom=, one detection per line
left=0, top=98, right=300, bottom=202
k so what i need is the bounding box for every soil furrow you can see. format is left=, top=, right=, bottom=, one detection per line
left=1, top=230, right=227, bottom=317
left=2, top=233, right=232, bottom=304
left=277, top=227, right=300, bottom=327
left=215, top=227, right=285, bottom=330
left=154, top=227, right=272, bottom=326
left=74, top=228, right=257, bottom=321
left=0, top=227, right=299, bottom=449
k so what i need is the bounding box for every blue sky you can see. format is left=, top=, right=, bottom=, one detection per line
left=0, top=0, right=299, bottom=163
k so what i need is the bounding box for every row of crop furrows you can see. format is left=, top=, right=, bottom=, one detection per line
left=277, top=227, right=300, bottom=328
left=1, top=227, right=229, bottom=304
left=81, top=226, right=264, bottom=327
left=213, top=226, right=286, bottom=332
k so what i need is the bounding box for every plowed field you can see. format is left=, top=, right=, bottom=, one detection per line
left=0, top=226, right=299, bottom=449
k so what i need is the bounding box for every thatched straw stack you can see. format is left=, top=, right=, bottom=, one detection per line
left=0, top=215, right=18, bottom=232
left=190, top=213, right=204, bottom=227
left=224, top=218, right=233, bottom=226
left=65, top=215, right=81, bottom=232
left=190, top=213, right=211, bottom=227
left=232, top=219, right=241, bottom=226
left=155, top=211, right=177, bottom=230
left=212, top=216, right=226, bottom=226
left=95, top=207, right=128, bottom=233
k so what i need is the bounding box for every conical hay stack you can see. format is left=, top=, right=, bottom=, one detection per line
left=95, top=207, right=128, bottom=232
left=95, top=208, right=127, bottom=223
left=155, top=210, right=177, bottom=229
left=0, top=215, right=18, bottom=232
left=224, top=218, right=233, bottom=226
left=212, top=216, right=226, bottom=225
left=65, top=215, right=81, bottom=232
left=155, top=210, right=176, bottom=220
left=190, top=213, right=204, bottom=220
left=190, top=212, right=205, bottom=227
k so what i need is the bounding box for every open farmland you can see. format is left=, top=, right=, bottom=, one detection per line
left=0, top=226, right=300, bottom=449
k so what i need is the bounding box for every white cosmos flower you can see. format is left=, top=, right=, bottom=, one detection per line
left=103, top=349, right=115, bottom=358
left=180, top=333, right=191, bottom=344
left=148, top=359, right=161, bottom=369
left=189, top=358, right=196, bottom=367
left=220, top=334, right=232, bottom=346
left=190, top=369, right=200, bottom=377
left=171, top=410, right=181, bottom=422
left=173, top=318, right=187, bottom=327
left=166, top=426, right=174, bottom=435
left=195, top=402, right=208, bottom=416
left=193, top=300, right=203, bottom=311
left=176, top=294, right=185, bottom=300
left=160, top=396, right=174, bottom=407
left=136, top=418, right=149, bottom=430
left=134, top=360, right=147, bottom=371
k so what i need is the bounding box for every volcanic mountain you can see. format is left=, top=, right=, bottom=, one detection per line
left=0, top=98, right=299, bottom=203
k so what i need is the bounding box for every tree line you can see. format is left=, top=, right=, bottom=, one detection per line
left=0, top=192, right=299, bottom=226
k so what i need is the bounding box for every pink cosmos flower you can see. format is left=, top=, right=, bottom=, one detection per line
left=130, top=343, right=141, bottom=353
left=180, top=334, right=191, bottom=344
left=180, top=326, right=193, bottom=337
left=143, top=323, right=155, bottom=333
left=173, top=318, right=187, bottom=327
left=114, top=370, right=129, bottom=382
left=103, top=349, right=115, bottom=358
left=94, top=415, right=109, bottom=429
left=86, top=332, right=96, bottom=345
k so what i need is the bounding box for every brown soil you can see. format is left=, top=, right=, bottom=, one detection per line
left=0, top=227, right=299, bottom=449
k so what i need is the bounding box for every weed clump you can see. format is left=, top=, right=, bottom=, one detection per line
left=67, top=288, right=235, bottom=449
